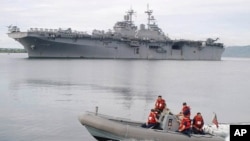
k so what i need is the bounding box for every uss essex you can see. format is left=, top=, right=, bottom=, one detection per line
left=7, top=6, right=224, bottom=60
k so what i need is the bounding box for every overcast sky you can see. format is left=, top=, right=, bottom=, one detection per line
left=1, top=0, right=250, bottom=48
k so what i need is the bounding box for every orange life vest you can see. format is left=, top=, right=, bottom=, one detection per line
left=155, top=99, right=165, bottom=110
left=148, top=112, right=157, bottom=124
left=193, top=115, right=204, bottom=128
left=179, top=117, right=191, bottom=131
left=182, top=105, right=191, bottom=117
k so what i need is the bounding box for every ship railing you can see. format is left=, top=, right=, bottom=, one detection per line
left=206, top=42, right=224, bottom=48
left=8, top=26, right=20, bottom=33
left=28, top=28, right=53, bottom=33
left=27, top=27, right=90, bottom=37
left=171, top=39, right=224, bottom=48
left=28, top=28, right=63, bottom=33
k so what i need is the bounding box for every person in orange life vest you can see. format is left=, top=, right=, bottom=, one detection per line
left=182, top=102, right=191, bottom=117
left=141, top=109, right=160, bottom=129
left=192, top=112, right=204, bottom=134
left=154, top=95, right=166, bottom=112
left=176, top=102, right=191, bottom=122
left=177, top=116, right=192, bottom=137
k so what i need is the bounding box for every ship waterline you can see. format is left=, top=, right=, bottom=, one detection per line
left=7, top=7, right=224, bottom=60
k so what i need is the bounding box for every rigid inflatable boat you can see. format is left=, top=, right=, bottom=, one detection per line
left=78, top=111, right=225, bottom=141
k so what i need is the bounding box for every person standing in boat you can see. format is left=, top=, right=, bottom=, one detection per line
left=154, top=95, right=166, bottom=112
left=192, top=112, right=205, bottom=134
left=141, top=109, right=160, bottom=129
left=176, top=102, right=191, bottom=121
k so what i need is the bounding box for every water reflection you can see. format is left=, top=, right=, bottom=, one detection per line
left=2, top=54, right=250, bottom=141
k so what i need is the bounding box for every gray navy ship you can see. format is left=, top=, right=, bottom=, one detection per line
left=7, top=6, right=224, bottom=60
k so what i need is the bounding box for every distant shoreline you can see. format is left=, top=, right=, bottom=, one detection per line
left=0, top=48, right=27, bottom=53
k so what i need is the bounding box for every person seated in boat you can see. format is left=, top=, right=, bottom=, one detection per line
left=154, top=95, right=166, bottom=113
left=192, top=112, right=205, bottom=134
left=176, top=102, right=191, bottom=122
left=141, top=109, right=160, bottom=129
left=177, top=116, right=192, bottom=137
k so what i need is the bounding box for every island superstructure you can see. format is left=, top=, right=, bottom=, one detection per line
left=7, top=6, right=224, bottom=60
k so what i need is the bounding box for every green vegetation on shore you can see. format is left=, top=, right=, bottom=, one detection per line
left=0, top=48, right=27, bottom=53
left=223, top=46, right=250, bottom=58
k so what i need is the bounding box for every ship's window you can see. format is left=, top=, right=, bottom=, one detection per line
left=172, top=44, right=182, bottom=50
left=149, top=45, right=159, bottom=49
left=135, top=48, right=139, bottom=54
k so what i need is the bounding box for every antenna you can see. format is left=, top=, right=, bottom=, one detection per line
left=126, top=8, right=136, bottom=24
left=145, top=4, right=154, bottom=29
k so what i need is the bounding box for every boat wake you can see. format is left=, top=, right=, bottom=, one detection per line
left=203, top=124, right=229, bottom=138
left=225, top=136, right=229, bottom=141
left=203, top=122, right=250, bottom=141
left=120, top=122, right=250, bottom=141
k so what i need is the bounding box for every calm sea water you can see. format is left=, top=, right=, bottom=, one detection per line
left=0, top=53, right=250, bottom=141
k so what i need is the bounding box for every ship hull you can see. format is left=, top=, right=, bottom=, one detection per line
left=8, top=32, right=224, bottom=60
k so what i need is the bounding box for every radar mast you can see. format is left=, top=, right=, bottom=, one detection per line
left=145, top=4, right=155, bottom=29
left=126, top=8, right=136, bottom=25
